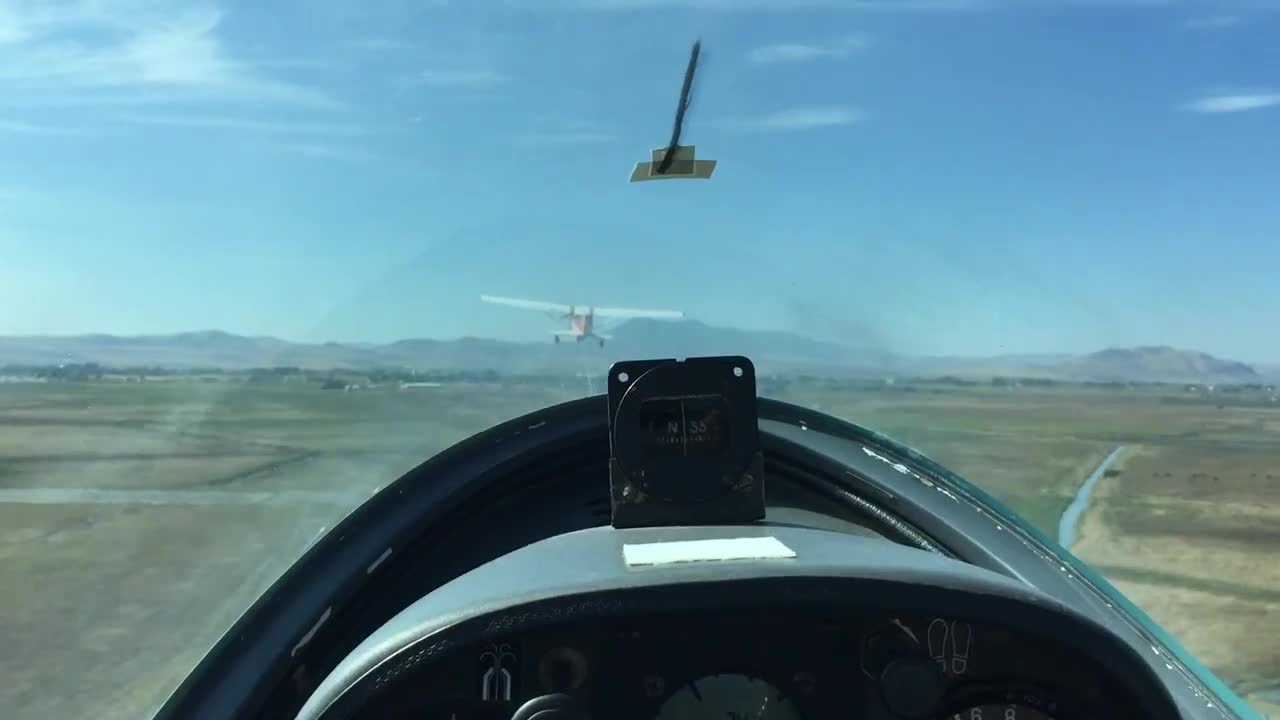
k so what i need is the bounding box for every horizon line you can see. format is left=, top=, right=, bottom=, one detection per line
left=0, top=327, right=1272, bottom=366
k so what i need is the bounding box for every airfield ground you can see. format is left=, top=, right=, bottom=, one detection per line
left=2, top=379, right=1279, bottom=718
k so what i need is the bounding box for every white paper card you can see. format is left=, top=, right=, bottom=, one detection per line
left=622, top=536, right=796, bottom=567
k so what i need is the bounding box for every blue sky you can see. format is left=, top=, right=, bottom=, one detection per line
left=1, top=1, right=1278, bottom=361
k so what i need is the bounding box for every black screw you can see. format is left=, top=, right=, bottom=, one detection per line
left=643, top=675, right=665, bottom=698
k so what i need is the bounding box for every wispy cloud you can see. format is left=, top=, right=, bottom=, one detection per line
left=563, top=0, right=974, bottom=10
left=749, top=33, right=872, bottom=64
left=0, top=90, right=205, bottom=109
left=733, top=106, right=861, bottom=130
left=0, top=1, right=337, bottom=109
left=1185, top=14, right=1242, bottom=30
left=0, top=118, right=84, bottom=135
left=1184, top=92, right=1280, bottom=114
left=347, top=36, right=409, bottom=52
left=419, top=69, right=506, bottom=89
left=112, top=113, right=368, bottom=136
left=511, top=130, right=618, bottom=146
left=266, top=142, right=380, bottom=162
left=540, top=0, right=1273, bottom=11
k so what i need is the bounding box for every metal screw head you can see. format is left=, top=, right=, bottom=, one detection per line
left=643, top=675, right=665, bottom=698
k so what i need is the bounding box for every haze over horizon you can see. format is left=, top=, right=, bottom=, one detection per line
left=2, top=1, right=1277, bottom=361
left=0, top=321, right=1272, bottom=370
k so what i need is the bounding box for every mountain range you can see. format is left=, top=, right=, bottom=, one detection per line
left=0, top=320, right=1267, bottom=385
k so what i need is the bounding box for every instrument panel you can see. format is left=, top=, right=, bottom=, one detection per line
left=370, top=608, right=1123, bottom=720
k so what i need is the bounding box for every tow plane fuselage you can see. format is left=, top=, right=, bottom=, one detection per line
left=480, top=295, right=684, bottom=348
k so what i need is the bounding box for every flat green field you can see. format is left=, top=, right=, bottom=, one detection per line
left=3, top=378, right=1279, bottom=718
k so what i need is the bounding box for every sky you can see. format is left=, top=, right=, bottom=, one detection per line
left=1, top=0, right=1278, bottom=361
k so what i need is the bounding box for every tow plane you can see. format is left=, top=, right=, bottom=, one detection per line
left=480, top=295, right=684, bottom=347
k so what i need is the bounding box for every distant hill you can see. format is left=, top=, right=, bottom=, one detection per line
left=604, top=318, right=889, bottom=373
left=0, top=325, right=1265, bottom=385
left=0, top=331, right=296, bottom=369
left=1054, top=346, right=1263, bottom=385
left=1255, top=364, right=1280, bottom=384
left=898, top=347, right=1263, bottom=386
left=0, top=321, right=881, bottom=375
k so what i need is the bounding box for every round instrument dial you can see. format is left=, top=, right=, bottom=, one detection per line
left=952, top=706, right=1054, bottom=720
left=654, top=674, right=801, bottom=720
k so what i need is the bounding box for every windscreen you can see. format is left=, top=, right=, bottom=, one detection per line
left=1, top=2, right=1278, bottom=719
